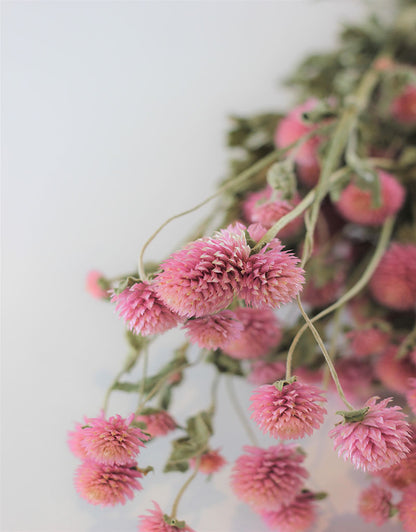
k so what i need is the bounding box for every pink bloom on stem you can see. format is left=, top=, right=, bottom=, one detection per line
left=68, top=421, right=89, bottom=460
left=190, top=449, right=227, bottom=474
left=358, top=483, right=393, bottom=526
left=222, top=307, right=282, bottom=359
left=369, top=243, right=416, bottom=311
left=248, top=360, right=286, bottom=386
left=135, top=410, right=176, bottom=438
left=406, top=379, right=416, bottom=415
left=75, top=459, right=142, bottom=507
left=112, top=281, right=180, bottom=336
left=138, top=501, right=195, bottom=532
left=155, top=224, right=250, bottom=318
left=377, top=429, right=416, bottom=489
left=183, top=310, right=243, bottom=350
left=250, top=380, right=327, bottom=440
left=335, top=170, right=405, bottom=226
left=80, top=413, right=148, bottom=466
left=375, top=345, right=416, bottom=394
left=329, top=396, right=411, bottom=472
left=230, top=445, right=308, bottom=510
left=346, top=322, right=390, bottom=357
left=261, top=491, right=318, bottom=532
left=391, top=84, right=416, bottom=124
left=399, top=483, right=416, bottom=532
left=86, top=270, right=109, bottom=299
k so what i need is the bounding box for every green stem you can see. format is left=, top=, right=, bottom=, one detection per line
left=103, top=367, right=126, bottom=415
left=139, top=344, right=149, bottom=403
left=226, top=377, right=259, bottom=446
left=171, top=456, right=201, bottom=519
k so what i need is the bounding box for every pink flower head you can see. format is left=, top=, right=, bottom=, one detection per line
left=135, top=410, right=176, bottom=438
left=329, top=396, right=411, bottom=472
left=335, top=170, right=405, bottom=226
left=346, top=322, right=390, bottom=357
left=190, top=449, right=227, bottom=474
left=377, top=430, right=416, bottom=489
left=155, top=224, right=250, bottom=318
left=406, top=379, right=416, bottom=415
left=261, top=491, right=318, bottom=532
left=391, top=84, right=416, bottom=124
left=80, top=413, right=148, bottom=466
left=112, top=281, right=180, bottom=336
left=75, top=460, right=142, bottom=507
left=86, top=270, right=109, bottom=299
left=68, top=420, right=89, bottom=460
left=399, top=483, right=416, bottom=532
left=250, top=380, right=327, bottom=440
left=369, top=243, right=416, bottom=311
left=375, top=345, right=416, bottom=393
left=183, top=310, right=243, bottom=350
left=274, top=99, right=323, bottom=187
left=358, top=483, right=393, bottom=526
left=222, top=307, right=282, bottom=359
left=138, top=501, right=195, bottom=532
left=230, top=444, right=308, bottom=510
left=302, top=271, right=345, bottom=308
left=242, top=186, right=303, bottom=239
left=248, top=360, right=286, bottom=385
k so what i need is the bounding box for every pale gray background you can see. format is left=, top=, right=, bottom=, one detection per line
left=2, top=1, right=404, bottom=531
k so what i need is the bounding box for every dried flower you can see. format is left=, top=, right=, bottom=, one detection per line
left=358, top=483, right=393, bottom=526
left=138, top=501, right=195, bottom=532
left=183, top=310, right=243, bottom=350
left=399, top=483, right=416, bottom=532
left=377, top=430, right=416, bottom=489
left=391, top=84, right=416, bottom=124
left=135, top=410, right=176, bottom=438
left=86, top=270, right=109, bottom=299
left=375, top=345, right=416, bottom=393
left=261, top=491, right=318, bottom=532
left=190, top=449, right=227, bottom=474
left=248, top=360, right=286, bottom=386
left=346, top=322, right=390, bottom=357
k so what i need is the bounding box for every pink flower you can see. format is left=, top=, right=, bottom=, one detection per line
left=155, top=224, right=250, bottom=318
left=80, top=413, right=148, bottom=466
left=250, top=381, right=327, bottom=440
left=358, top=483, right=392, bottom=526
left=248, top=360, right=286, bottom=385
left=112, top=281, right=180, bottom=336
left=75, top=460, right=142, bottom=506
left=222, top=308, right=282, bottom=359
left=391, top=84, right=416, bottom=124
left=190, top=449, right=227, bottom=474
left=346, top=322, right=390, bottom=357
left=138, top=501, right=195, bottom=532
left=329, top=396, right=411, bottom=472
left=377, top=431, right=416, bottom=489
left=302, top=271, right=345, bottom=308
left=399, top=484, right=416, bottom=532
left=86, top=270, right=109, bottom=299
left=261, top=491, right=318, bottom=532
left=68, top=421, right=89, bottom=460
left=335, top=170, right=405, bottom=226
left=375, top=345, right=416, bottom=393
left=406, top=379, right=416, bottom=415
left=369, top=243, right=416, bottom=311
left=183, top=310, right=243, bottom=350
left=230, top=445, right=308, bottom=510
left=135, top=410, right=176, bottom=438
left=333, top=357, right=374, bottom=403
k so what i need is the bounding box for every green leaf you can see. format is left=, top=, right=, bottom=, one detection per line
left=186, top=412, right=213, bottom=444
left=113, top=276, right=140, bottom=295
left=266, top=160, right=297, bottom=200
left=207, top=351, right=244, bottom=376
left=112, top=381, right=141, bottom=393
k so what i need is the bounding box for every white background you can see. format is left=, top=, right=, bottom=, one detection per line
left=1, top=1, right=405, bottom=531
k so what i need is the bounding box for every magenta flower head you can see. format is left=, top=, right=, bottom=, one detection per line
left=155, top=224, right=250, bottom=318
left=135, top=409, right=176, bottom=438
left=112, top=281, right=180, bottom=336
left=230, top=444, right=308, bottom=510
left=399, top=483, right=416, bottom=532
left=183, top=310, right=243, bottom=350
left=261, top=491, right=318, bottom=532
left=222, top=307, right=282, bottom=359
left=329, top=397, right=411, bottom=472
left=248, top=360, right=286, bottom=386
left=346, top=321, right=390, bottom=357
left=138, top=501, right=195, bottom=532
left=250, top=379, right=327, bottom=440
left=80, top=413, right=149, bottom=466
left=75, top=460, right=143, bottom=507
left=190, top=449, right=227, bottom=474
left=377, top=428, right=416, bottom=489
left=68, top=420, right=89, bottom=460
left=86, top=270, right=109, bottom=299
left=358, top=482, right=393, bottom=526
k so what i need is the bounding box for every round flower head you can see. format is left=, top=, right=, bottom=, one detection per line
left=399, top=483, right=416, bottom=532
left=68, top=421, right=89, bottom=459
left=261, top=491, right=318, bottom=532
left=250, top=380, right=327, bottom=440
left=406, top=379, right=416, bottom=415
left=183, top=310, right=243, bottom=350
left=248, top=360, right=286, bottom=385
left=86, top=270, right=109, bottom=299
left=358, top=483, right=393, bottom=526
left=222, top=307, right=282, bottom=359
left=369, top=243, right=416, bottom=311
left=375, top=345, right=416, bottom=393
left=391, top=84, right=416, bottom=124
left=346, top=322, right=390, bottom=357
left=190, top=449, right=227, bottom=474
left=139, top=501, right=195, bottom=532
left=135, top=410, right=176, bottom=438
left=112, top=281, right=180, bottom=336
left=80, top=413, right=148, bottom=466
left=335, top=170, right=405, bottom=226
left=75, top=460, right=142, bottom=507
left=377, top=429, right=416, bottom=489
left=329, top=396, right=411, bottom=472
left=230, top=444, right=308, bottom=510
left=155, top=224, right=250, bottom=318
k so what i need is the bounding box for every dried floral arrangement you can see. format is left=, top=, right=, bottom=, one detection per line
left=70, top=1, right=416, bottom=530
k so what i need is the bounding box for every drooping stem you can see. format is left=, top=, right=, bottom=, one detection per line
left=171, top=456, right=201, bottom=519
left=226, top=376, right=259, bottom=446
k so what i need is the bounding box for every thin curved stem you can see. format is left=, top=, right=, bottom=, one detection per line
left=171, top=456, right=201, bottom=519
left=226, top=377, right=259, bottom=446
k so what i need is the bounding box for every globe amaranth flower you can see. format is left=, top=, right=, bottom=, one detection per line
left=358, top=483, right=393, bottom=526
left=190, top=449, right=227, bottom=474
left=369, top=243, right=416, bottom=311
left=248, top=360, right=286, bottom=386
left=329, top=396, right=411, bottom=472
left=346, top=321, right=390, bottom=357
left=75, top=459, right=143, bottom=506
left=222, top=307, right=282, bottom=359
left=80, top=413, right=148, bottom=466
left=68, top=420, right=89, bottom=459
left=375, top=345, right=416, bottom=394
left=230, top=444, right=308, bottom=510
left=399, top=483, right=416, bottom=532
left=250, top=380, right=327, bottom=440
left=406, top=379, right=416, bottom=415
left=261, top=491, right=318, bottom=532
left=86, top=270, right=109, bottom=299
left=155, top=224, right=250, bottom=318
left=183, top=310, right=243, bottom=350
left=138, top=501, right=195, bottom=532
left=112, top=281, right=180, bottom=336
left=135, top=409, right=176, bottom=438
left=391, top=84, right=416, bottom=124
left=377, top=429, right=416, bottom=489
